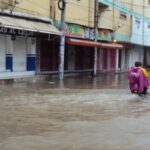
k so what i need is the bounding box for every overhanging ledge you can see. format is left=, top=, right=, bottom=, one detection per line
left=66, top=38, right=123, bottom=49
left=0, top=15, right=62, bottom=35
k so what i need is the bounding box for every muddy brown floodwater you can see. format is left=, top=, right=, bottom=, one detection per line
left=0, top=73, right=150, bottom=150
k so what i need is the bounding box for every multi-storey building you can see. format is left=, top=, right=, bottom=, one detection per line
left=53, top=0, right=123, bottom=75
left=0, top=0, right=61, bottom=79
left=0, top=0, right=149, bottom=79
left=53, top=0, right=150, bottom=76
left=100, top=0, right=150, bottom=71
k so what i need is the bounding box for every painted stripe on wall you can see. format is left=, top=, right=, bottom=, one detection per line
left=6, top=54, right=13, bottom=72
left=113, top=33, right=130, bottom=42
left=27, top=54, right=35, bottom=71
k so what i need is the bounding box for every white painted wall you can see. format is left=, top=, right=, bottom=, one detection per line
left=27, top=38, right=36, bottom=55
left=6, top=36, right=13, bottom=54
left=115, top=48, right=143, bottom=71
left=129, top=46, right=143, bottom=68
left=143, top=22, right=150, bottom=46
left=131, top=16, right=150, bottom=46
left=13, top=37, right=27, bottom=71
left=131, top=16, right=143, bottom=45
left=146, top=50, right=150, bottom=65
left=0, top=35, right=6, bottom=72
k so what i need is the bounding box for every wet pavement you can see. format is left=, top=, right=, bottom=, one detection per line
left=0, top=73, right=150, bottom=150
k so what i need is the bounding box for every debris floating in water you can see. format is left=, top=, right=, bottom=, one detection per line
left=49, top=82, right=55, bottom=84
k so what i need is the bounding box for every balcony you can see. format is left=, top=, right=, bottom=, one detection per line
left=99, top=0, right=112, bottom=7
left=99, top=2, right=109, bottom=8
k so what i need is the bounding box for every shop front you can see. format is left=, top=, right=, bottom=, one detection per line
left=0, top=15, right=61, bottom=79
left=66, top=38, right=123, bottom=73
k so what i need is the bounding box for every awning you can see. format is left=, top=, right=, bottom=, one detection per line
left=0, top=15, right=62, bottom=35
left=66, top=38, right=123, bottom=49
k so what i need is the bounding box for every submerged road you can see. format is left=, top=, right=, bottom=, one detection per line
left=0, top=73, right=150, bottom=150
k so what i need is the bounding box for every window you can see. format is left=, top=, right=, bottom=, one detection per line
left=135, top=18, right=141, bottom=29
left=119, top=12, right=127, bottom=21
left=147, top=24, right=150, bottom=29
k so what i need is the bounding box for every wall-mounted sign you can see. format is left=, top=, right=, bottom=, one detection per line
left=98, top=29, right=112, bottom=41
left=65, top=24, right=94, bottom=40
left=0, top=27, right=35, bottom=37
left=65, top=23, right=112, bottom=41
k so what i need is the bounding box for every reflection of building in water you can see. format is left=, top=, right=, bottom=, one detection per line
left=0, top=0, right=149, bottom=80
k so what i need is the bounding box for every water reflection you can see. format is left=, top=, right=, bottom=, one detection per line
left=57, top=73, right=129, bottom=89
left=0, top=73, right=150, bottom=150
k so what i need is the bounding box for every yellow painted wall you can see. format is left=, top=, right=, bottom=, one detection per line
left=132, top=0, right=144, bottom=16
left=0, top=0, right=50, bottom=18
left=98, top=0, right=133, bottom=37
left=115, top=0, right=145, bottom=36
left=0, top=0, right=13, bottom=9
left=144, top=0, right=150, bottom=18
left=54, top=0, right=95, bottom=27
left=113, top=9, right=131, bottom=37
left=0, top=0, right=95, bottom=27
left=1, top=0, right=150, bottom=34
left=99, top=8, right=113, bottom=30
left=15, top=0, right=50, bottom=17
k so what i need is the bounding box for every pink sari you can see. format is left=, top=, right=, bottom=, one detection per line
left=128, top=67, right=145, bottom=94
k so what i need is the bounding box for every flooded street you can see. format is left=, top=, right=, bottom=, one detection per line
left=0, top=73, right=150, bottom=150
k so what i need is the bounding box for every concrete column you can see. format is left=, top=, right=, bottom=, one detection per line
left=27, top=38, right=36, bottom=55
left=6, top=36, right=13, bottom=54
left=59, top=0, right=66, bottom=80
left=129, top=50, right=132, bottom=68
left=115, top=49, right=119, bottom=72
left=6, top=36, right=13, bottom=72
left=93, top=0, right=99, bottom=76
left=26, top=38, right=36, bottom=71
left=93, top=47, right=98, bottom=75
left=121, top=49, right=125, bottom=71
left=100, top=48, right=103, bottom=71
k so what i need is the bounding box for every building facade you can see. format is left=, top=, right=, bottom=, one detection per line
left=100, top=0, right=150, bottom=71
left=0, top=0, right=149, bottom=79
left=53, top=0, right=123, bottom=75
left=0, top=0, right=61, bottom=79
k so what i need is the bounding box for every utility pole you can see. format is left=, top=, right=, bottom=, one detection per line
left=143, top=0, right=147, bottom=66
left=93, top=0, right=99, bottom=76
left=58, top=0, right=66, bottom=80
